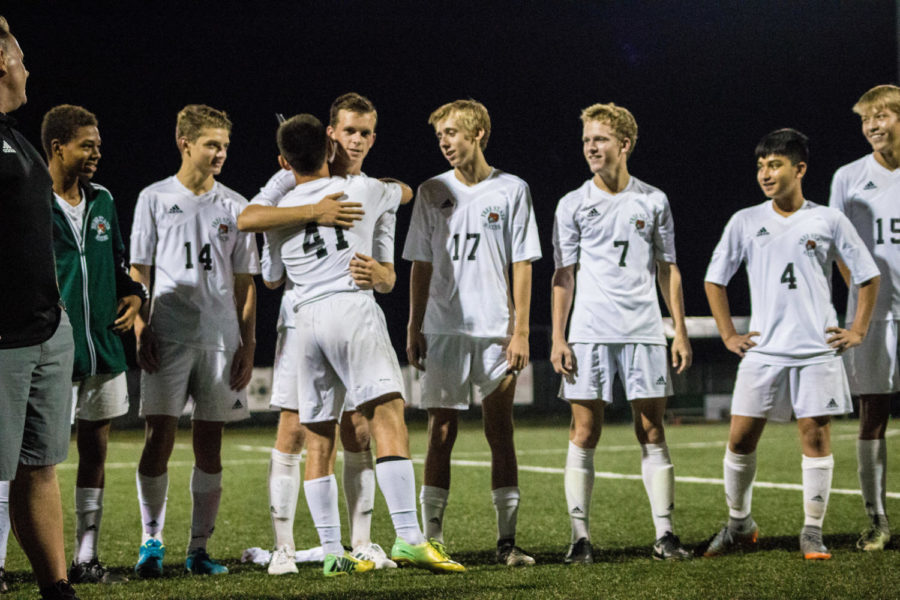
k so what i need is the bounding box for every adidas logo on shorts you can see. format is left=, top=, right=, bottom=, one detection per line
left=863, top=181, right=878, bottom=190
left=168, top=204, right=184, bottom=214
left=656, top=376, right=666, bottom=385
left=826, top=398, right=838, bottom=409
left=232, top=399, right=243, bottom=410
left=2, top=140, right=16, bottom=154
left=756, top=227, right=769, bottom=237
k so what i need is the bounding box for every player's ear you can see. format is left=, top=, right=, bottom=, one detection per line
left=369, top=131, right=376, bottom=149
left=0, top=46, right=7, bottom=78
left=326, top=125, right=335, bottom=138
left=621, top=137, right=632, bottom=155
left=795, top=161, right=807, bottom=178
left=50, top=138, right=63, bottom=160
left=176, top=136, right=190, bottom=154
left=277, top=154, right=291, bottom=171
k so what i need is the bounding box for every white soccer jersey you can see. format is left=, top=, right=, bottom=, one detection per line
left=553, top=176, right=677, bottom=344
left=130, top=176, right=260, bottom=351
left=705, top=200, right=879, bottom=365
left=264, top=175, right=401, bottom=307
left=255, top=170, right=397, bottom=328
left=830, top=154, right=900, bottom=321
left=401, top=169, right=542, bottom=338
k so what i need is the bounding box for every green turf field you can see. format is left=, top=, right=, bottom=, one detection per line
left=4, top=417, right=900, bottom=599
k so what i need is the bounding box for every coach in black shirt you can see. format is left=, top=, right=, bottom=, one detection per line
left=0, top=15, right=79, bottom=600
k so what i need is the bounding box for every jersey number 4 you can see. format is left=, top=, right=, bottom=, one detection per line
left=184, top=242, right=212, bottom=271
left=304, top=223, right=348, bottom=258
left=781, top=262, right=797, bottom=289
left=451, top=233, right=480, bottom=261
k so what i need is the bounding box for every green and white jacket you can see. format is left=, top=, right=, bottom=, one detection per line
left=52, top=181, right=146, bottom=381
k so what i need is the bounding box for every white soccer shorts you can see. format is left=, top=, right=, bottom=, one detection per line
left=420, top=334, right=510, bottom=410
left=289, top=293, right=404, bottom=424
left=559, top=342, right=673, bottom=402
left=731, top=356, right=852, bottom=422
left=71, top=371, right=128, bottom=423
left=843, top=319, right=900, bottom=395
left=140, top=340, right=250, bottom=422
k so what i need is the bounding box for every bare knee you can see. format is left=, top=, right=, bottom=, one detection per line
left=275, top=410, right=306, bottom=454
left=193, top=421, right=225, bottom=473
left=798, top=417, right=831, bottom=457
left=339, top=411, right=370, bottom=453
left=859, top=395, right=892, bottom=440
left=427, top=410, right=459, bottom=452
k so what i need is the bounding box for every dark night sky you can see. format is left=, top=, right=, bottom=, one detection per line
left=5, top=1, right=896, bottom=365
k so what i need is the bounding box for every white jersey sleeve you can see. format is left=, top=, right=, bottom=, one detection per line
left=251, top=169, right=295, bottom=207
left=130, top=188, right=158, bottom=266
left=401, top=186, right=435, bottom=263
left=510, top=183, right=542, bottom=263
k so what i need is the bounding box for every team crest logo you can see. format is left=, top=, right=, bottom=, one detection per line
left=629, top=213, right=649, bottom=233
left=90, top=216, right=110, bottom=242
left=481, top=206, right=506, bottom=230
left=799, top=233, right=824, bottom=256
left=211, top=217, right=235, bottom=241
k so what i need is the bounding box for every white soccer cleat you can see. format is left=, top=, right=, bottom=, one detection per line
left=268, top=545, right=299, bottom=575
left=351, top=542, right=397, bottom=569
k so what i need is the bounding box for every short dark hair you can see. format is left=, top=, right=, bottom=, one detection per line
left=277, top=114, right=327, bottom=175
left=328, top=93, right=377, bottom=128
left=41, top=104, right=98, bottom=157
left=754, top=128, right=809, bottom=165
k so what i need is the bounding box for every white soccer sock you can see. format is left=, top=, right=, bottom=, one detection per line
left=376, top=458, right=426, bottom=545
left=0, top=481, right=9, bottom=569
left=189, top=467, right=223, bottom=552
left=858, top=439, right=887, bottom=518
left=724, top=449, right=756, bottom=521
left=641, top=443, right=675, bottom=539
left=420, top=485, right=449, bottom=543
left=74, top=487, right=103, bottom=564
left=304, top=475, right=343, bottom=556
left=343, top=449, right=375, bottom=549
left=269, top=449, right=302, bottom=551
left=564, top=442, right=594, bottom=543
left=492, top=486, right=520, bottom=543
left=136, top=471, right=168, bottom=544
left=802, top=454, right=834, bottom=528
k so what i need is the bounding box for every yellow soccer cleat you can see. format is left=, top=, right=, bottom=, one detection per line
left=322, top=551, right=375, bottom=577
left=390, top=537, right=466, bottom=573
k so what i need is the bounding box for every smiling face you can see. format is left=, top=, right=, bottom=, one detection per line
left=434, top=112, right=484, bottom=169
left=582, top=119, right=629, bottom=175
left=57, top=125, right=101, bottom=181
left=181, top=127, right=230, bottom=178
left=327, top=109, right=376, bottom=175
left=756, top=153, right=805, bottom=201
left=860, top=106, right=900, bottom=157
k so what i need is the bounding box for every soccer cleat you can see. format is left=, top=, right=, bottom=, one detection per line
left=0, top=566, right=7, bottom=593
left=351, top=542, right=397, bottom=569
left=68, top=558, right=128, bottom=584
left=135, top=539, right=165, bottom=578
left=703, top=521, right=759, bottom=557
left=185, top=548, right=228, bottom=575
left=38, top=580, right=79, bottom=600
left=267, top=544, right=298, bottom=575
left=564, top=537, right=594, bottom=564
left=390, top=537, right=466, bottom=573
left=497, top=539, right=535, bottom=566
left=800, top=526, right=831, bottom=560
left=652, top=532, right=691, bottom=561
left=857, top=515, right=890, bottom=551
left=322, top=551, right=375, bottom=577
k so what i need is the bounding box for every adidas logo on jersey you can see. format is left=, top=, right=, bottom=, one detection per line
left=168, top=204, right=183, bottom=214
left=826, top=398, right=838, bottom=409
left=232, top=399, right=243, bottom=410
left=586, top=207, right=601, bottom=218
left=756, top=227, right=770, bottom=237
left=1, top=140, right=15, bottom=154
left=655, top=376, right=666, bottom=385
left=440, top=198, right=454, bottom=209
left=863, top=181, right=878, bottom=190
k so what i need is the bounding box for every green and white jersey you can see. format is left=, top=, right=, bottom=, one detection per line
left=830, top=154, right=900, bottom=321
left=402, top=169, right=541, bottom=338
left=553, top=176, right=675, bottom=345
left=706, top=200, right=879, bottom=365
left=130, top=176, right=260, bottom=351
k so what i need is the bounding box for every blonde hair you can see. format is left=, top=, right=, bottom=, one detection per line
left=175, top=104, right=231, bottom=143
left=428, top=99, right=491, bottom=150
left=0, top=16, right=12, bottom=50
left=853, top=84, right=900, bottom=118
left=580, top=102, right=638, bottom=155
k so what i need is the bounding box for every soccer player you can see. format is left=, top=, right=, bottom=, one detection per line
left=0, top=16, right=80, bottom=600
left=43, top=104, right=145, bottom=584
left=238, top=93, right=398, bottom=573
left=830, top=84, right=900, bottom=551
left=550, top=102, right=692, bottom=563
left=129, top=105, right=260, bottom=577
left=264, top=113, right=463, bottom=576
left=404, top=99, right=541, bottom=566
left=704, top=128, right=880, bottom=560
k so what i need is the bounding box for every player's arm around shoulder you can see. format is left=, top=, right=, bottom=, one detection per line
left=349, top=256, right=396, bottom=293
left=378, top=178, right=414, bottom=205
left=656, top=261, right=692, bottom=373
